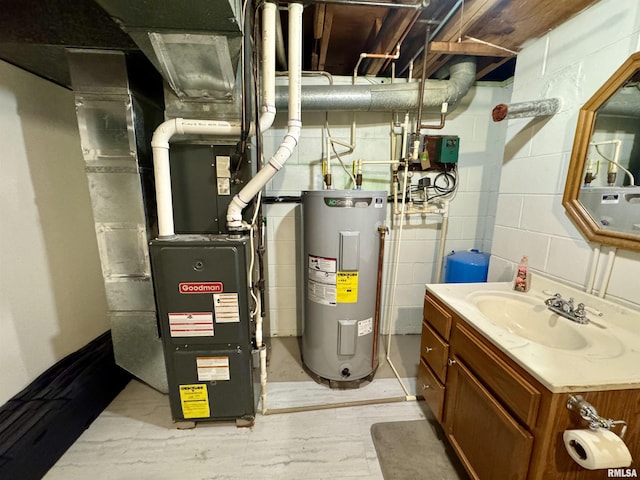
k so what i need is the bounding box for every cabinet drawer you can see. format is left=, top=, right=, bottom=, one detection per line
left=424, top=294, right=452, bottom=340
left=418, top=358, right=445, bottom=423
left=451, top=322, right=541, bottom=429
left=420, top=321, right=449, bottom=383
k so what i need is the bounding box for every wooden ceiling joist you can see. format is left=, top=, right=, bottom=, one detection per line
left=364, top=8, right=421, bottom=76
left=428, top=41, right=515, bottom=57
left=317, top=5, right=334, bottom=71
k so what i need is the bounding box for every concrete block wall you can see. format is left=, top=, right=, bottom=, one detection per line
left=263, top=81, right=511, bottom=336
left=488, top=0, right=640, bottom=308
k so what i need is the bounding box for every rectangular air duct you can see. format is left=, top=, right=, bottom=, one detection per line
left=95, top=0, right=242, bottom=101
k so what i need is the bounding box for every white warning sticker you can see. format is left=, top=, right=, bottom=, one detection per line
left=217, top=177, right=230, bottom=196
left=358, top=317, right=373, bottom=336
left=308, top=280, right=337, bottom=306
left=308, top=254, right=337, bottom=306
left=197, top=356, right=230, bottom=381
left=213, top=293, right=240, bottom=323
left=308, top=255, right=336, bottom=273
left=169, top=312, right=214, bottom=337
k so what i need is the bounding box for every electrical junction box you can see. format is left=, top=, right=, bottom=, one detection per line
left=424, top=135, right=460, bottom=166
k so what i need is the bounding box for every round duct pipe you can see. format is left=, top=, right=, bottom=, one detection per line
left=274, top=56, right=476, bottom=112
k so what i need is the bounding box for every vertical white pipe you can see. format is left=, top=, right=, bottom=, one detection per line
left=599, top=247, right=617, bottom=298
left=259, top=2, right=277, bottom=133
left=586, top=244, right=601, bottom=294
left=383, top=113, right=414, bottom=399
left=227, top=2, right=303, bottom=229
left=434, top=202, right=449, bottom=283
left=257, top=2, right=303, bottom=413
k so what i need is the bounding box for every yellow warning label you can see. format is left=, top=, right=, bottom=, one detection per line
left=179, top=384, right=210, bottom=419
left=337, top=271, right=358, bottom=303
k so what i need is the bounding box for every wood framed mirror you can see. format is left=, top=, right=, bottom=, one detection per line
left=563, top=51, right=640, bottom=251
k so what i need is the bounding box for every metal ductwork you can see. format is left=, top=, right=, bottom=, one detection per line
left=68, top=49, right=168, bottom=393
left=274, top=56, right=476, bottom=111
left=95, top=0, right=243, bottom=101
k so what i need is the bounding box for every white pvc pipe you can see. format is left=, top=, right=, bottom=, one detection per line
left=259, top=2, right=277, bottom=134
left=151, top=1, right=278, bottom=238
left=434, top=201, right=449, bottom=283
left=591, top=139, right=635, bottom=185
left=227, top=2, right=303, bottom=230
left=585, top=244, right=601, bottom=294
left=152, top=119, right=243, bottom=237
left=599, top=247, right=617, bottom=298
left=384, top=113, right=414, bottom=399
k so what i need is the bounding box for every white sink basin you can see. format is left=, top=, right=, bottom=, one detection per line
left=466, top=291, right=624, bottom=357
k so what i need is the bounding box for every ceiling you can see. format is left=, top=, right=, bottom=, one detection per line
left=303, top=0, right=600, bottom=81
left=0, top=0, right=600, bottom=89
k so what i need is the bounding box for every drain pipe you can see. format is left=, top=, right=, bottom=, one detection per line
left=259, top=2, right=277, bottom=134
left=227, top=2, right=303, bottom=231
left=151, top=1, right=278, bottom=238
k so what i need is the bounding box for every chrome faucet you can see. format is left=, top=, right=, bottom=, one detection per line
left=544, top=293, right=588, bottom=324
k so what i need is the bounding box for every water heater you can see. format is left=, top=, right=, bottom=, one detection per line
left=301, top=190, right=387, bottom=385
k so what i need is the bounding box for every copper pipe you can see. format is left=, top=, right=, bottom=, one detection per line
left=372, top=225, right=388, bottom=369
left=415, top=25, right=431, bottom=132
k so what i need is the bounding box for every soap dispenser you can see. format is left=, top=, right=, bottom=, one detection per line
left=513, top=256, right=530, bottom=292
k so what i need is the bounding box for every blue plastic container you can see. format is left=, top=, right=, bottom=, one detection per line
left=444, top=249, right=490, bottom=283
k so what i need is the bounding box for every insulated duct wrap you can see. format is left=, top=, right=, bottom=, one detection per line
left=275, top=57, right=476, bottom=111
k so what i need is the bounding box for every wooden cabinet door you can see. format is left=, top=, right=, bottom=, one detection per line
left=444, top=358, right=533, bottom=480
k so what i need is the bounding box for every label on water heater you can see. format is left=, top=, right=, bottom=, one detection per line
left=308, top=254, right=337, bottom=306
left=358, top=317, right=373, bottom=336
left=336, top=271, right=358, bottom=303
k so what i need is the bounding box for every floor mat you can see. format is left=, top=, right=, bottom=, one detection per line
left=370, top=420, right=468, bottom=480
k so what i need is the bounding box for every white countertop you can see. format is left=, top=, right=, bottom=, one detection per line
left=425, top=275, right=640, bottom=393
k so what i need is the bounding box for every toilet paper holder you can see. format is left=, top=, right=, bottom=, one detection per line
left=567, top=395, right=628, bottom=439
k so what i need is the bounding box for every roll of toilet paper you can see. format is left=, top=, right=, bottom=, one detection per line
left=563, top=429, right=632, bottom=470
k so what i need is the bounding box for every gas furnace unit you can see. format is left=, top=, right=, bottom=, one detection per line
left=150, top=235, right=258, bottom=424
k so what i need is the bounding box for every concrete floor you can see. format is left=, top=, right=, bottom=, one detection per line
left=45, top=335, right=467, bottom=480
left=265, top=334, right=420, bottom=382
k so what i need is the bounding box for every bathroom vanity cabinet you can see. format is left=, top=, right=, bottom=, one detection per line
left=420, top=290, right=640, bottom=480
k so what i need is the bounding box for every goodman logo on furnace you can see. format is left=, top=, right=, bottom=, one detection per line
left=179, top=282, right=224, bottom=294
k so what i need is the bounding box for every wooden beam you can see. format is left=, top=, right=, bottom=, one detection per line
left=313, top=4, right=326, bottom=40
left=428, top=41, right=515, bottom=57
left=364, top=8, right=420, bottom=75
left=414, top=0, right=505, bottom=78
left=365, top=17, right=383, bottom=53
left=475, top=56, right=512, bottom=80
left=318, top=6, right=334, bottom=71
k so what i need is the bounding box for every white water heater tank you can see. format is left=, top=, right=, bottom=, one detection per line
left=301, top=190, right=387, bottom=383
